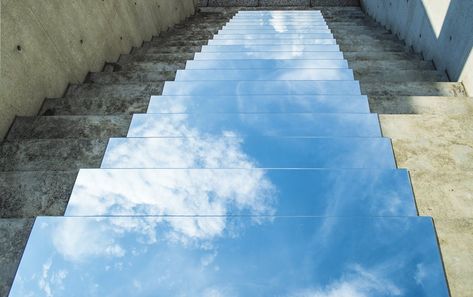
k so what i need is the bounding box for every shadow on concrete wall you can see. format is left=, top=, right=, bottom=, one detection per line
left=362, top=0, right=472, bottom=94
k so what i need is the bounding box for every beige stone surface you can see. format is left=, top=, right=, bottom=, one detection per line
left=434, top=218, right=473, bottom=297
left=380, top=114, right=473, bottom=297
left=0, top=0, right=196, bottom=139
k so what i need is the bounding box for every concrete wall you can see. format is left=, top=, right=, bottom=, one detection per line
left=360, top=0, right=473, bottom=95
left=0, top=0, right=197, bottom=139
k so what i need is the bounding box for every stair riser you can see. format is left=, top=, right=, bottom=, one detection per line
left=0, top=171, right=77, bottom=218
left=40, top=97, right=150, bottom=116
left=7, top=116, right=132, bottom=140
left=0, top=140, right=107, bottom=171
left=362, top=82, right=467, bottom=97
left=369, top=96, right=473, bottom=115
left=65, top=83, right=164, bottom=99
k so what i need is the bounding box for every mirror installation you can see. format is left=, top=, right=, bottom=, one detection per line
left=8, top=10, right=450, bottom=297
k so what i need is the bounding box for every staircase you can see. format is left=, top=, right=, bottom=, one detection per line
left=0, top=11, right=233, bottom=296
left=1, top=5, right=472, bottom=297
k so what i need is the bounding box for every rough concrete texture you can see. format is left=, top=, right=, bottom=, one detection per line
left=7, top=115, right=131, bottom=139
left=0, top=139, right=108, bottom=171
left=0, top=219, right=34, bottom=297
left=64, top=82, right=164, bottom=99
left=39, top=96, right=151, bottom=116
left=0, top=171, right=77, bottom=218
left=360, top=0, right=473, bottom=95
left=0, top=0, right=197, bottom=139
left=370, top=96, right=473, bottom=115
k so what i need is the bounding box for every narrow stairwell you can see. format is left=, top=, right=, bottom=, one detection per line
left=1, top=5, right=471, bottom=297
left=0, top=10, right=232, bottom=296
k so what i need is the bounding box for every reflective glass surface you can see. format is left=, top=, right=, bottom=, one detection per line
left=193, top=52, right=343, bottom=60
left=9, top=216, right=449, bottom=297
left=147, top=95, right=370, bottom=114
left=200, top=45, right=339, bottom=52
left=66, top=168, right=416, bottom=216
left=162, top=81, right=360, bottom=96
left=101, top=137, right=396, bottom=169
left=219, top=28, right=331, bottom=34
left=175, top=69, right=353, bottom=81
left=223, top=24, right=328, bottom=28
left=127, top=113, right=380, bottom=138
left=213, top=33, right=334, bottom=39
left=223, top=24, right=328, bottom=29
left=208, top=39, right=337, bottom=45
left=185, top=59, right=348, bottom=69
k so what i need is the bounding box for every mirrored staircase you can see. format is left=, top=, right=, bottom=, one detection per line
left=4, top=10, right=452, bottom=297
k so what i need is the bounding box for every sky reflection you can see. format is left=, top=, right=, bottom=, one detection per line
left=9, top=217, right=449, bottom=297
left=66, top=168, right=416, bottom=217
left=147, top=95, right=369, bottom=114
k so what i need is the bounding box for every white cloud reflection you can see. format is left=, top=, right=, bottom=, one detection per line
left=288, top=264, right=402, bottom=297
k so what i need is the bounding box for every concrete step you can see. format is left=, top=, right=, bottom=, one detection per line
left=0, top=139, right=107, bottom=171
left=156, top=31, right=217, bottom=40
left=369, top=96, right=473, bottom=115
left=86, top=69, right=445, bottom=84
left=361, top=82, right=467, bottom=97
left=145, top=39, right=209, bottom=47
left=350, top=60, right=434, bottom=71
left=119, top=53, right=193, bottom=64
left=327, top=22, right=394, bottom=36
left=339, top=42, right=407, bottom=52
left=137, top=45, right=203, bottom=54
left=64, top=83, right=164, bottom=99
left=140, top=43, right=408, bottom=54
left=356, top=70, right=447, bottom=82
left=344, top=51, right=423, bottom=61
left=87, top=71, right=175, bottom=84
left=0, top=218, right=33, bottom=297
left=121, top=61, right=187, bottom=72
left=7, top=115, right=131, bottom=139
left=0, top=171, right=77, bottom=218
left=380, top=114, right=473, bottom=171
left=39, top=96, right=150, bottom=116
left=381, top=114, right=473, bottom=140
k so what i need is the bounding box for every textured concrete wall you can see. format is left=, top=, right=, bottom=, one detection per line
left=361, top=0, right=473, bottom=95
left=0, top=0, right=197, bottom=139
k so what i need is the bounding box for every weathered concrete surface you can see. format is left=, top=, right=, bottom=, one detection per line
left=0, top=139, right=107, bottom=171
left=39, top=96, right=151, bottom=116
left=370, top=96, right=473, bottom=115
left=434, top=218, right=473, bottom=297
left=360, top=0, right=473, bottom=95
left=0, top=0, right=197, bottom=139
left=0, top=171, right=77, bottom=218
left=7, top=115, right=131, bottom=139
left=0, top=219, right=33, bottom=297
